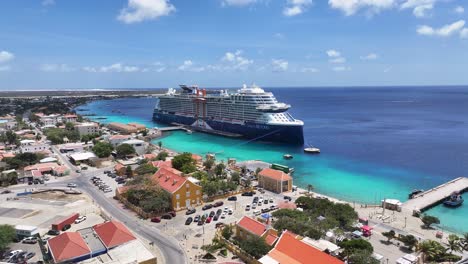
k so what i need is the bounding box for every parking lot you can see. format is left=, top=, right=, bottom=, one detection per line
left=82, top=170, right=125, bottom=198
left=1, top=239, right=43, bottom=263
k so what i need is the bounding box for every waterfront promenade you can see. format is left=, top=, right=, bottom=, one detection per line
left=402, top=177, right=468, bottom=212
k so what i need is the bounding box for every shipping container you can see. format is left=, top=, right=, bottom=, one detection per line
left=51, top=213, right=79, bottom=231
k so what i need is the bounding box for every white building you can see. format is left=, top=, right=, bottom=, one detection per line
left=121, top=139, right=147, bottom=155
left=15, top=225, right=39, bottom=239
left=74, top=122, right=100, bottom=136
left=40, top=114, right=61, bottom=126
left=107, top=135, right=133, bottom=147
left=61, top=114, right=78, bottom=123
left=20, top=140, right=49, bottom=153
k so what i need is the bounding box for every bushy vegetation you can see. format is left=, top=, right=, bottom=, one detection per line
left=125, top=187, right=171, bottom=214
left=421, top=214, right=440, bottom=229
left=0, top=131, right=18, bottom=145
left=134, top=163, right=158, bottom=176
left=236, top=236, right=271, bottom=259
left=0, top=171, right=18, bottom=187
left=4, top=152, right=44, bottom=169
left=44, top=127, right=80, bottom=144
left=0, top=224, right=16, bottom=251
left=192, top=171, right=237, bottom=197
left=92, top=141, right=114, bottom=158
left=419, top=239, right=462, bottom=262
left=171, top=152, right=197, bottom=173
left=156, top=151, right=169, bottom=161
left=116, top=143, right=136, bottom=158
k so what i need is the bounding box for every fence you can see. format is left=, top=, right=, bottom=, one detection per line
left=215, top=228, right=261, bottom=264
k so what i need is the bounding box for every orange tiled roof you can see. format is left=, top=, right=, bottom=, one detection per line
left=24, top=162, right=59, bottom=171
left=265, top=233, right=278, bottom=246
left=267, top=231, right=343, bottom=264
left=109, top=135, right=131, bottom=140
left=237, top=216, right=267, bottom=237
left=93, top=221, right=136, bottom=248
left=150, top=160, right=173, bottom=169
left=151, top=167, right=186, bottom=194
left=143, top=153, right=157, bottom=160
left=114, top=163, right=125, bottom=171
left=259, top=168, right=292, bottom=181
left=48, top=232, right=91, bottom=263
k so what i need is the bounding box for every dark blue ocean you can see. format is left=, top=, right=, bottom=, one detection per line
left=77, top=86, right=468, bottom=233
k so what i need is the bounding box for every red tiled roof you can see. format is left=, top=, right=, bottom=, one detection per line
left=53, top=166, right=68, bottom=174
left=144, top=153, right=157, bottom=160
left=109, top=135, right=131, bottom=140
left=192, top=154, right=202, bottom=162
left=93, top=221, right=136, bottom=248
left=48, top=232, right=90, bottom=263
left=32, top=170, right=43, bottom=177
left=151, top=167, right=186, bottom=194
left=259, top=168, right=292, bottom=181
left=237, top=216, right=267, bottom=237
left=265, top=233, right=278, bottom=246
left=150, top=160, right=172, bottom=169
left=278, top=201, right=297, bottom=209
left=24, top=162, right=59, bottom=171
left=268, top=231, right=343, bottom=264
left=114, top=163, right=125, bottom=171
left=63, top=114, right=77, bottom=118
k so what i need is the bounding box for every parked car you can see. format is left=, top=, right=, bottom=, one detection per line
left=25, top=252, right=36, bottom=260
left=197, top=218, right=205, bottom=225
left=227, top=196, right=237, bottom=201
left=194, top=215, right=200, bottom=222
left=0, top=189, right=12, bottom=194
left=215, top=222, right=225, bottom=228
left=241, top=191, right=254, bottom=196
left=186, top=208, right=196, bottom=215
left=205, top=217, right=212, bottom=223
left=209, top=211, right=215, bottom=217
left=151, top=217, right=161, bottom=223
left=228, top=208, right=233, bottom=215
left=161, top=214, right=172, bottom=220
left=269, top=198, right=274, bottom=203
left=169, top=211, right=176, bottom=217
left=6, top=250, right=23, bottom=260
left=264, top=199, right=269, bottom=204
left=75, top=215, right=87, bottom=224
left=62, top=224, right=71, bottom=231
left=253, top=210, right=261, bottom=216
left=213, top=201, right=224, bottom=207
left=216, top=209, right=222, bottom=215
left=22, top=237, right=37, bottom=244
left=103, top=188, right=113, bottom=193
left=48, top=229, right=60, bottom=236
left=185, top=217, right=193, bottom=225
left=202, top=204, right=213, bottom=210
left=245, top=205, right=250, bottom=211
left=283, top=195, right=292, bottom=201
left=213, top=214, right=219, bottom=221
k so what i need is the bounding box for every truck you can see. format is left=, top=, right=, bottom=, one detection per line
left=51, top=213, right=79, bottom=231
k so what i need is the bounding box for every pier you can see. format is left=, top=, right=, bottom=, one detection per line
left=158, top=126, right=188, bottom=132
left=401, top=177, right=468, bottom=213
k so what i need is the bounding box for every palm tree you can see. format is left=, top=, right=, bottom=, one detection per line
left=157, top=141, right=162, bottom=149
left=419, top=240, right=445, bottom=262
left=307, top=184, right=314, bottom=193
left=447, top=234, right=462, bottom=254
left=461, top=233, right=468, bottom=251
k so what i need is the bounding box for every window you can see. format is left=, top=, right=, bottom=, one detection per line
left=196, top=190, right=200, bottom=195
left=176, top=194, right=180, bottom=200
left=186, top=191, right=190, bottom=197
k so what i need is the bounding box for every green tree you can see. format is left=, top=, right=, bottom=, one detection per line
left=171, top=152, right=196, bottom=173
left=0, top=171, right=18, bottom=187
left=447, top=234, right=462, bottom=254
left=238, top=236, right=271, bottom=259
left=382, top=230, right=396, bottom=243
left=5, top=130, right=17, bottom=144
left=419, top=240, right=445, bottom=262
left=116, top=143, right=136, bottom=158
left=214, top=162, right=226, bottom=176
left=126, top=165, right=133, bottom=177
left=340, top=239, right=374, bottom=257
left=135, top=163, right=158, bottom=176
left=400, top=234, right=418, bottom=251
left=157, top=141, right=162, bottom=149
left=0, top=224, right=16, bottom=251
left=421, top=214, right=440, bottom=229
left=221, top=225, right=233, bottom=240
left=65, top=122, right=75, bottom=131
left=255, top=167, right=262, bottom=176
left=4, top=152, right=43, bottom=169
left=156, top=151, right=168, bottom=161
left=203, top=159, right=215, bottom=170
left=348, top=250, right=380, bottom=264
left=307, top=184, right=314, bottom=193
left=230, top=171, right=240, bottom=184
left=202, top=181, right=219, bottom=197
left=462, top=233, right=468, bottom=251
left=92, top=142, right=114, bottom=158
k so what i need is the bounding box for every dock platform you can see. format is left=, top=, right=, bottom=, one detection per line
left=158, top=126, right=187, bottom=132
left=401, top=177, right=468, bottom=212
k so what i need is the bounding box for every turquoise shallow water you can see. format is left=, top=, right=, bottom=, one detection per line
left=76, top=94, right=468, bottom=233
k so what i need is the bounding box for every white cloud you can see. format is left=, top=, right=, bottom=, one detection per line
left=329, top=0, right=396, bottom=16
left=0, top=51, right=14, bottom=64
left=83, top=63, right=141, bottom=73
left=454, top=6, right=464, bottom=14
left=400, top=0, right=435, bottom=18
left=0, top=65, right=11, bottom=72
left=329, top=57, right=346, bottom=63
left=221, top=0, right=258, bottom=7
left=272, top=59, right=289, bottom=72
left=40, top=64, right=75, bottom=72
left=221, top=50, right=253, bottom=70
left=332, top=66, right=351, bottom=71
left=326, top=49, right=341, bottom=57
left=360, top=53, right=378, bottom=60
left=417, top=20, right=466, bottom=37
left=42, top=0, right=55, bottom=6
left=177, top=60, right=205, bottom=72
left=461, top=28, right=468, bottom=39
left=283, top=0, right=313, bottom=16
left=117, top=0, right=175, bottom=24
left=301, top=67, right=319, bottom=73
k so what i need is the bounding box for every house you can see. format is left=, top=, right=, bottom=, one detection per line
left=59, top=143, right=86, bottom=153
left=151, top=167, right=202, bottom=210
left=236, top=216, right=268, bottom=240
left=259, top=231, right=344, bottom=264
left=127, top=123, right=146, bottom=132
left=192, top=154, right=203, bottom=164
left=47, top=232, right=91, bottom=263
left=108, top=134, right=133, bottom=147
left=74, top=122, right=100, bottom=136
left=257, top=168, right=293, bottom=193
left=108, top=123, right=138, bottom=134
left=69, top=152, right=97, bottom=165
left=19, top=140, right=49, bottom=153
left=114, top=163, right=126, bottom=176
left=62, top=114, right=78, bottom=123
left=143, top=153, right=157, bottom=160
left=121, top=139, right=147, bottom=156
left=149, top=160, right=172, bottom=169
left=92, top=221, right=136, bottom=249
left=24, top=162, right=69, bottom=177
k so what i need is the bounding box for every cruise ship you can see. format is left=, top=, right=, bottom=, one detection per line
left=153, top=84, right=304, bottom=144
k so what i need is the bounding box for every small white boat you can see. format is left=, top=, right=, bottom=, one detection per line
left=186, top=130, right=193, bottom=134
left=304, top=147, right=320, bottom=154
left=283, top=154, right=293, bottom=160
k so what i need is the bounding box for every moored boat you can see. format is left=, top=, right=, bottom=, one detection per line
left=304, top=147, right=320, bottom=154
left=408, top=189, right=424, bottom=199
left=443, top=192, right=464, bottom=207
left=283, top=154, right=293, bottom=160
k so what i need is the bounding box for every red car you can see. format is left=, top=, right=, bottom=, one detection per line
left=151, top=217, right=161, bottom=223
left=169, top=211, right=176, bottom=217
left=214, top=201, right=224, bottom=207
left=205, top=217, right=212, bottom=223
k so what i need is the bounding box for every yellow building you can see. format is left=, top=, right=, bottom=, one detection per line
left=151, top=167, right=202, bottom=210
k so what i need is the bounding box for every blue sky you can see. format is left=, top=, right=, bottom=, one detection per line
left=0, top=0, right=467, bottom=89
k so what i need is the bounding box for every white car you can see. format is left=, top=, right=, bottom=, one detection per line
left=75, top=215, right=87, bottom=224
left=245, top=205, right=250, bottom=211
left=251, top=204, right=256, bottom=209
left=67, top=183, right=77, bottom=188
left=104, top=188, right=113, bottom=193
left=228, top=208, right=233, bottom=214
left=7, top=250, right=23, bottom=259
left=221, top=213, right=226, bottom=219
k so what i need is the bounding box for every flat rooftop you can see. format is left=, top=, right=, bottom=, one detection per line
left=77, top=227, right=106, bottom=253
